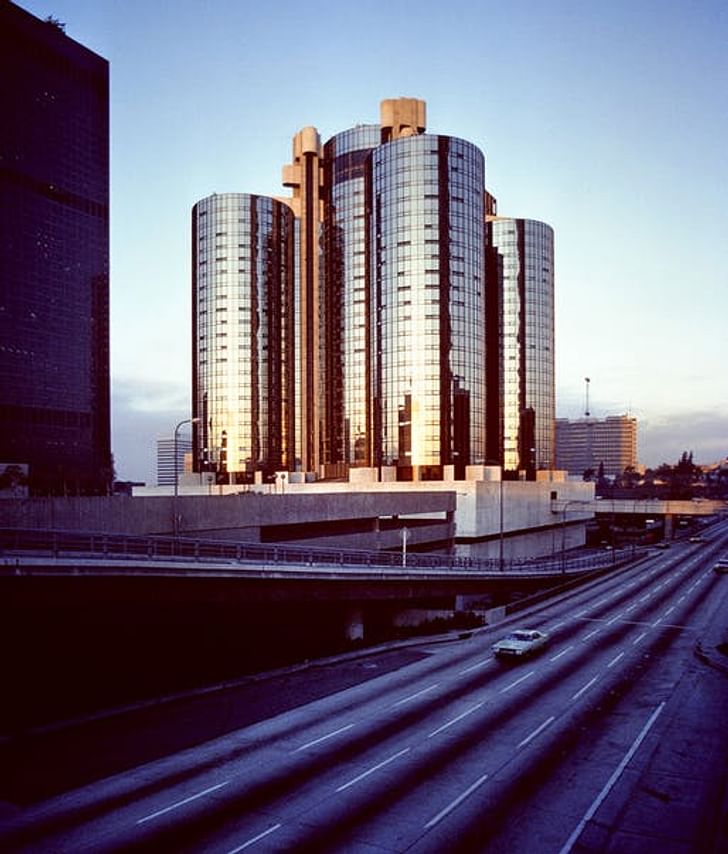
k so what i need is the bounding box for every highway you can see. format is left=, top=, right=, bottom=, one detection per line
left=3, top=525, right=728, bottom=852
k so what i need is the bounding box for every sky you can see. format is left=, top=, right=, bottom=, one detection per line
left=21, top=0, right=728, bottom=482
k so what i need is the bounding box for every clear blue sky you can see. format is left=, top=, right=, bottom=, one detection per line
left=21, top=0, right=728, bottom=482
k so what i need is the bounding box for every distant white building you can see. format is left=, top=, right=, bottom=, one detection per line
left=156, top=436, right=192, bottom=487
left=555, top=415, right=638, bottom=478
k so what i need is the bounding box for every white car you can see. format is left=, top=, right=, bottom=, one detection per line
left=492, top=629, right=549, bottom=660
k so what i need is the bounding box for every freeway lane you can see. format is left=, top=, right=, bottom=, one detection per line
left=2, top=528, right=728, bottom=852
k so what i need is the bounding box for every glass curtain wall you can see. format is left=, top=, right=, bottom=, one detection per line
left=488, top=217, right=554, bottom=474
left=368, top=134, right=486, bottom=479
left=322, top=125, right=380, bottom=467
left=192, top=193, right=295, bottom=482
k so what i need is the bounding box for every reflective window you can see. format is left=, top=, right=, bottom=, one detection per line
left=192, top=194, right=295, bottom=482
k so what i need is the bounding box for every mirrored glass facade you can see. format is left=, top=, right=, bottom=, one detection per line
left=193, top=99, right=557, bottom=484
left=322, top=125, right=380, bottom=466
left=192, top=193, right=295, bottom=482
left=369, top=135, right=486, bottom=478
left=487, top=217, right=555, bottom=473
left=0, top=2, right=110, bottom=495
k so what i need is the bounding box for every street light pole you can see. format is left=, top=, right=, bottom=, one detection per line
left=499, top=473, right=504, bottom=571
left=173, top=417, right=199, bottom=536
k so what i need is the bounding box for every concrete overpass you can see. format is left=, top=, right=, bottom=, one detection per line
left=551, top=497, right=727, bottom=539
left=1, top=528, right=640, bottom=728
left=551, top=498, right=727, bottom=516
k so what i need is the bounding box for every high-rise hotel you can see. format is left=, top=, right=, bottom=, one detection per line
left=192, top=98, right=554, bottom=484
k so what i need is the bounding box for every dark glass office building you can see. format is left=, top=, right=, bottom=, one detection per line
left=0, top=1, right=111, bottom=494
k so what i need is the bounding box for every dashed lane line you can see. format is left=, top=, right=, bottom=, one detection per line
left=226, top=823, right=282, bottom=853
left=136, top=781, right=229, bottom=825
left=392, top=684, right=439, bottom=708
left=336, top=748, right=410, bottom=792
left=424, top=772, right=490, bottom=829
left=294, top=723, right=355, bottom=752
left=571, top=676, right=599, bottom=701
left=499, top=671, right=535, bottom=694
left=517, top=716, right=555, bottom=749
left=549, top=645, right=574, bottom=662
left=607, top=651, right=625, bottom=669
left=428, top=702, right=484, bottom=738
left=459, top=659, right=490, bottom=675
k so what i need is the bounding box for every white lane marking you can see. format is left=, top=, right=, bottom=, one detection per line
left=663, top=606, right=675, bottom=618
left=550, top=620, right=566, bottom=630
left=605, top=614, right=622, bottom=626
left=294, top=723, right=354, bottom=752
left=624, top=604, right=637, bottom=614
left=393, top=684, right=439, bottom=707
left=227, top=823, right=282, bottom=853
left=583, top=629, right=600, bottom=641
left=678, top=595, right=686, bottom=604
left=558, top=702, right=666, bottom=854
left=517, top=715, right=555, bottom=749
left=639, top=594, right=650, bottom=602
left=632, top=632, right=647, bottom=645
left=428, top=702, right=484, bottom=738
left=459, top=659, right=490, bottom=675
left=136, top=781, right=228, bottom=824
left=549, top=645, right=574, bottom=662
left=424, top=772, right=489, bottom=829
left=607, top=652, right=625, bottom=669
left=574, top=610, right=589, bottom=618
left=652, top=618, right=662, bottom=628
left=571, top=676, right=599, bottom=701
left=336, top=748, right=410, bottom=792
left=499, top=670, right=535, bottom=694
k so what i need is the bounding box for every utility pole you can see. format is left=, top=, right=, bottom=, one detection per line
left=584, top=376, right=591, bottom=417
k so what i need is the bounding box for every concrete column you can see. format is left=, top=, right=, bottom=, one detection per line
left=344, top=607, right=364, bottom=642
left=664, top=514, right=674, bottom=540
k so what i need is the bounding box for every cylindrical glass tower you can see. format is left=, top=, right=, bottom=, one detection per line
left=192, top=193, right=295, bottom=482
left=368, top=134, right=486, bottom=479
left=487, top=217, right=555, bottom=473
left=322, top=124, right=381, bottom=467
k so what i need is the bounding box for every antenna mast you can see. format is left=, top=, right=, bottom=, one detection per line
left=584, top=377, right=591, bottom=417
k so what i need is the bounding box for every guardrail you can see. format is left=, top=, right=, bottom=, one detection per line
left=0, top=528, right=626, bottom=576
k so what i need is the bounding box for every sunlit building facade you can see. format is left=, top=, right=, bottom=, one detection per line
left=369, top=134, right=486, bottom=478
left=281, top=127, right=324, bottom=474
left=487, top=217, right=555, bottom=475
left=191, top=193, right=296, bottom=482
left=322, top=124, right=381, bottom=468
left=192, top=98, right=557, bottom=483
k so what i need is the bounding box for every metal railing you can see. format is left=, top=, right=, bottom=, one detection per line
left=0, top=527, right=628, bottom=577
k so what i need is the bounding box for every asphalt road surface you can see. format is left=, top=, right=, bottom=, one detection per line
left=2, top=527, right=728, bottom=853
